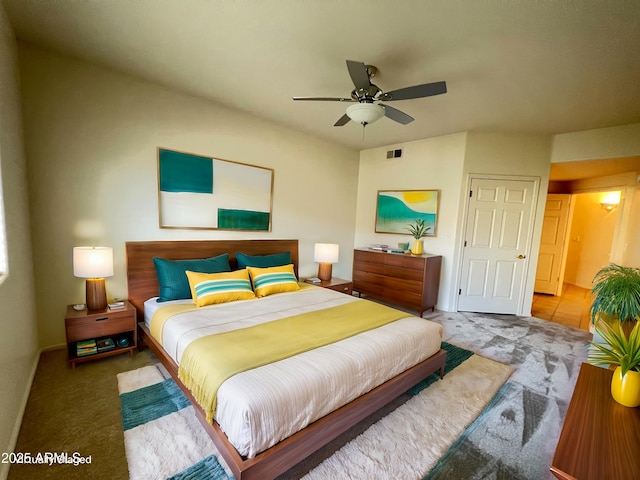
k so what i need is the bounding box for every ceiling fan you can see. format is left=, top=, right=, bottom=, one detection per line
left=293, top=60, right=447, bottom=127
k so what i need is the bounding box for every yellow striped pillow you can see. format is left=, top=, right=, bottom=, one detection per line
left=186, top=269, right=256, bottom=307
left=247, top=264, right=300, bottom=297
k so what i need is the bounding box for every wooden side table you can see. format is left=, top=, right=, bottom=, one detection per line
left=551, top=362, right=640, bottom=479
left=65, top=300, right=137, bottom=368
left=305, top=277, right=353, bottom=295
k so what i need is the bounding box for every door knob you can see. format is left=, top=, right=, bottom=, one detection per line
left=517, top=254, right=526, bottom=259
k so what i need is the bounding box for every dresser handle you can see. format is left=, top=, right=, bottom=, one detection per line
left=96, top=317, right=109, bottom=321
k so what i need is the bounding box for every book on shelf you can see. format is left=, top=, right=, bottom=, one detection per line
left=108, top=301, right=125, bottom=310
left=97, top=338, right=115, bottom=352
left=77, top=347, right=97, bottom=356
left=76, top=338, right=97, bottom=356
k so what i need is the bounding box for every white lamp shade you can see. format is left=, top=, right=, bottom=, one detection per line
left=314, top=243, right=339, bottom=264
left=346, top=103, right=385, bottom=125
left=73, top=247, right=114, bottom=278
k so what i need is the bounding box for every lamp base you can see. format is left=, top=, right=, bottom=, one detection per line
left=86, top=278, right=107, bottom=310
left=318, top=263, right=333, bottom=282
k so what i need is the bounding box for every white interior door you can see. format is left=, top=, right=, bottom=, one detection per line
left=534, top=194, right=572, bottom=295
left=458, top=177, right=537, bottom=314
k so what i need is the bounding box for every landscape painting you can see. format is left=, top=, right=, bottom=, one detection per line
left=375, top=190, right=439, bottom=236
left=158, top=148, right=273, bottom=230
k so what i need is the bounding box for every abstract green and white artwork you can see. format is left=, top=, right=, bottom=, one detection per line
left=375, top=190, right=439, bottom=236
left=158, top=148, right=273, bottom=231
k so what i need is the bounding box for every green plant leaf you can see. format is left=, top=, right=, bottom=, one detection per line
left=589, top=319, right=640, bottom=376
left=590, top=264, right=640, bottom=324
left=406, top=219, right=431, bottom=239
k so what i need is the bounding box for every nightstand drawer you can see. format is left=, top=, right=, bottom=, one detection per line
left=325, top=282, right=353, bottom=295
left=66, top=314, right=134, bottom=342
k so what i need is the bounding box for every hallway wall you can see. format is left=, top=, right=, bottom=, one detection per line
left=564, top=192, right=619, bottom=289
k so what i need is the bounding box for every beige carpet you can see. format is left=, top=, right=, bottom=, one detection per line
left=8, top=348, right=156, bottom=480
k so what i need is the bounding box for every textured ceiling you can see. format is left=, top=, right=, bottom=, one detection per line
left=4, top=0, right=640, bottom=158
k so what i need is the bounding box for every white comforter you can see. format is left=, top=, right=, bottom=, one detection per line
left=145, top=285, right=443, bottom=458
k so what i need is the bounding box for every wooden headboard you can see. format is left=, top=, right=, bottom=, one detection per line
left=125, top=239, right=299, bottom=321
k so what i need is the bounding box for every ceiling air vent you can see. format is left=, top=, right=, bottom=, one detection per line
left=386, top=148, right=403, bottom=159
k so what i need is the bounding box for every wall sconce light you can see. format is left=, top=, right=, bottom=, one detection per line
left=601, top=203, right=617, bottom=212
left=600, top=191, right=621, bottom=212
left=73, top=246, right=113, bottom=310
left=314, top=243, right=339, bottom=281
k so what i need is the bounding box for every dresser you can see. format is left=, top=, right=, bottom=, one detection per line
left=551, top=363, right=640, bottom=480
left=352, top=248, right=442, bottom=316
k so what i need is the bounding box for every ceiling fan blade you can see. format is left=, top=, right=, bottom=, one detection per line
left=383, top=105, right=414, bottom=125
left=334, top=114, right=351, bottom=127
left=346, top=60, right=371, bottom=90
left=292, top=96, right=354, bottom=102
left=382, top=81, right=447, bottom=101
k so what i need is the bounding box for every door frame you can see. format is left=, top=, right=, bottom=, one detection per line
left=453, top=173, right=542, bottom=316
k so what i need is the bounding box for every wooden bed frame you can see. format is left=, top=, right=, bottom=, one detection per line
left=126, top=239, right=447, bottom=480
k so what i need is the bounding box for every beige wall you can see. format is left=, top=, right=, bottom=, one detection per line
left=354, top=133, right=468, bottom=310
left=625, top=188, right=640, bottom=267
left=18, top=44, right=359, bottom=348
left=0, top=6, right=39, bottom=478
left=551, top=123, right=640, bottom=163
left=564, top=192, right=619, bottom=288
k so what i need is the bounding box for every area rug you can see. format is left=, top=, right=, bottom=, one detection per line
left=118, top=343, right=513, bottom=480
left=424, top=311, right=593, bottom=480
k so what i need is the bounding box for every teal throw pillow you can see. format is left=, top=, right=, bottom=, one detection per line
left=236, top=251, right=291, bottom=269
left=153, top=254, right=231, bottom=302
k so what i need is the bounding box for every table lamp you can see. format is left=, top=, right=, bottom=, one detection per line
left=314, top=243, right=339, bottom=281
left=73, top=246, right=113, bottom=310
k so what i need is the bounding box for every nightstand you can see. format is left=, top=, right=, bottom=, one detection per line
left=65, top=300, right=137, bottom=368
left=305, top=277, right=353, bottom=295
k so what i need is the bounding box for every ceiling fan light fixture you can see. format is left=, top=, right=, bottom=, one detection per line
left=346, top=103, right=385, bottom=125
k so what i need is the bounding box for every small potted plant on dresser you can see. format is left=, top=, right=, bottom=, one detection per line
left=588, top=320, right=640, bottom=407
left=588, top=263, right=640, bottom=407
left=407, top=219, right=431, bottom=255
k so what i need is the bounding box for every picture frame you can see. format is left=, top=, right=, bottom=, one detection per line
left=157, top=147, right=274, bottom=231
left=375, top=189, right=439, bottom=236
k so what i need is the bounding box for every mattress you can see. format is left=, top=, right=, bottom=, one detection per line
left=145, top=285, right=443, bottom=458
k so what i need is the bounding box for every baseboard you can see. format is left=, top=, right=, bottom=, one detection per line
left=41, top=342, right=66, bottom=352
left=0, top=348, right=41, bottom=480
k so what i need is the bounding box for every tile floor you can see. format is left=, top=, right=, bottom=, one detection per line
left=531, top=283, right=592, bottom=331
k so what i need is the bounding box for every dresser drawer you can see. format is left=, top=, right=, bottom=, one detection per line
left=384, top=264, right=424, bottom=281
left=384, top=276, right=424, bottom=295
left=353, top=259, right=385, bottom=275
left=384, top=253, right=425, bottom=268
left=353, top=270, right=384, bottom=285
left=354, top=249, right=382, bottom=263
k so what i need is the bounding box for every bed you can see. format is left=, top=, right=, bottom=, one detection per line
left=126, top=239, right=447, bottom=480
